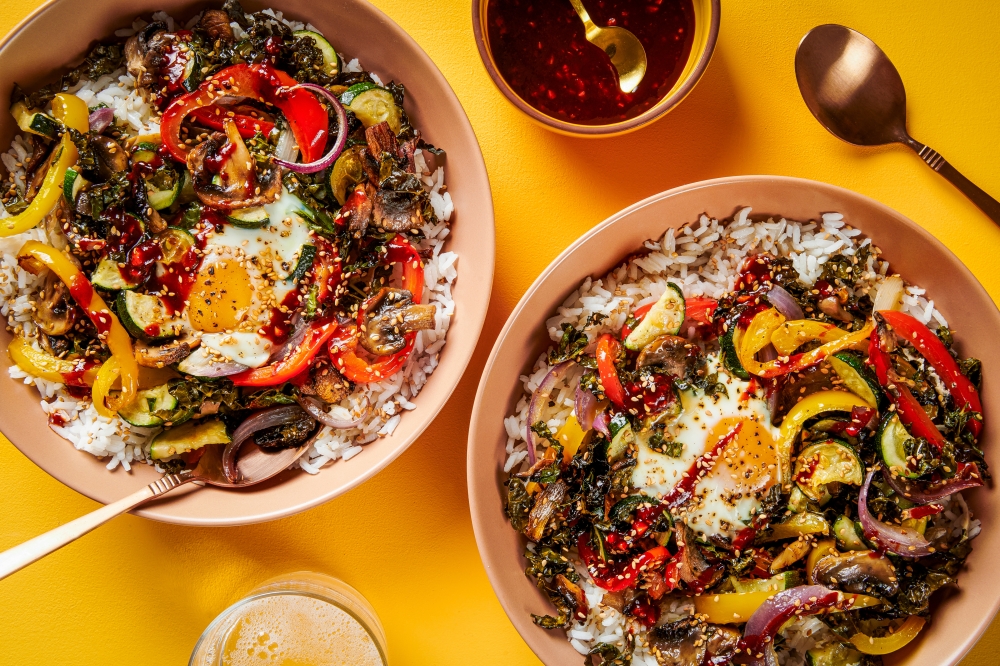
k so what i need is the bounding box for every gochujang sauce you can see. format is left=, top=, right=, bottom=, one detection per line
left=486, top=0, right=695, bottom=124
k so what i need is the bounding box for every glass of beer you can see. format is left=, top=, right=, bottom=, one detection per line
left=190, top=572, right=388, bottom=666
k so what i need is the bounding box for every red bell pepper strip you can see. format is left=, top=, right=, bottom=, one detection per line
left=596, top=333, right=627, bottom=408
left=189, top=106, right=276, bottom=139
left=685, top=297, right=718, bottom=324
left=160, top=63, right=328, bottom=164
left=231, top=318, right=338, bottom=387
left=868, top=328, right=948, bottom=452
left=620, top=302, right=654, bottom=341
left=329, top=323, right=415, bottom=384
left=577, top=533, right=672, bottom=592
left=383, top=234, right=425, bottom=303
left=880, top=310, right=983, bottom=437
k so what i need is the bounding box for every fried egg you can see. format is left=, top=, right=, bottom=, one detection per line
left=184, top=189, right=314, bottom=367
left=632, top=355, right=781, bottom=539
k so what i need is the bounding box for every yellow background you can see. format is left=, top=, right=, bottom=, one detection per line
left=1, top=0, right=999, bottom=663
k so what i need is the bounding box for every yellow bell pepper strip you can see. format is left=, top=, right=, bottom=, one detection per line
left=694, top=586, right=882, bottom=624
left=92, top=357, right=121, bottom=417
left=849, top=615, right=926, bottom=655
left=0, top=93, right=89, bottom=237
left=16, top=241, right=137, bottom=415
left=805, top=538, right=838, bottom=583
left=738, top=308, right=875, bottom=379
left=776, top=390, right=870, bottom=486
left=770, top=319, right=849, bottom=356
left=555, top=415, right=587, bottom=463
left=7, top=335, right=100, bottom=386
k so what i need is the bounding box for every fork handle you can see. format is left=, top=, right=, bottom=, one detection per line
left=908, top=139, right=1000, bottom=226
left=0, top=472, right=193, bottom=581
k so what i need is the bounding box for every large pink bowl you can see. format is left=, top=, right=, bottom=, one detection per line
left=0, top=0, right=494, bottom=525
left=468, top=176, right=1000, bottom=666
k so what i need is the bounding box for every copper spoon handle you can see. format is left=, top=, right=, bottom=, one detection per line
left=905, top=137, right=1000, bottom=226
left=0, top=472, right=194, bottom=581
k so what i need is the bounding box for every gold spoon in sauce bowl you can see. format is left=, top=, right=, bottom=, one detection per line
left=0, top=433, right=312, bottom=581
left=568, top=0, right=648, bottom=94
left=795, top=24, right=1000, bottom=225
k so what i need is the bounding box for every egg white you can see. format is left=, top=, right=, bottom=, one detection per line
left=631, top=355, right=781, bottom=539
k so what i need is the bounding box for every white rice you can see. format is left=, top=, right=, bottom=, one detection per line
left=0, top=10, right=457, bottom=474
left=502, top=208, right=970, bottom=664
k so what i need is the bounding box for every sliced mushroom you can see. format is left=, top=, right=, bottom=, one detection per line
left=198, top=9, right=235, bottom=44
left=554, top=574, right=589, bottom=623
left=524, top=479, right=567, bottom=542
left=297, top=363, right=351, bottom=404
left=637, top=334, right=698, bottom=375
left=812, top=550, right=899, bottom=597
left=42, top=197, right=72, bottom=250
left=125, top=22, right=170, bottom=100
left=187, top=123, right=282, bottom=209
left=134, top=334, right=200, bottom=368
left=365, top=121, right=400, bottom=159
left=676, top=525, right=723, bottom=590
left=371, top=188, right=424, bottom=232
left=34, top=270, right=77, bottom=336
left=819, top=296, right=854, bottom=323
left=648, top=617, right=740, bottom=666
left=339, top=183, right=373, bottom=233
left=88, top=135, right=129, bottom=180
left=359, top=287, right=435, bottom=356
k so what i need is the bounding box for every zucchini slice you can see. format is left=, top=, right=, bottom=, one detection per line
left=624, top=283, right=686, bottom=351
left=878, top=413, right=921, bottom=479
left=62, top=167, right=89, bottom=203
left=156, top=228, right=196, bottom=264
left=293, top=30, right=339, bottom=76
left=606, top=414, right=634, bottom=462
left=117, top=384, right=178, bottom=427
left=146, top=172, right=182, bottom=210
left=805, top=641, right=864, bottom=666
left=226, top=207, right=270, bottom=228
left=116, top=291, right=184, bottom=342
left=11, top=101, right=59, bottom=138
left=90, top=258, right=139, bottom=291
left=286, top=244, right=316, bottom=284
left=131, top=142, right=159, bottom=164
left=794, top=439, right=864, bottom=502
left=339, top=82, right=379, bottom=106
left=347, top=87, right=402, bottom=134
left=328, top=146, right=365, bottom=205
left=720, top=323, right=748, bottom=380
left=829, top=351, right=884, bottom=408
left=834, top=515, right=867, bottom=551
left=760, top=512, right=830, bottom=542
left=149, top=418, right=230, bottom=460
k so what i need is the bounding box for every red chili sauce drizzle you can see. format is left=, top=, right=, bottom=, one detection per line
left=151, top=209, right=220, bottom=315
left=204, top=141, right=236, bottom=175
left=68, top=273, right=94, bottom=309
left=259, top=290, right=302, bottom=345
left=61, top=358, right=99, bottom=387
left=736, top=254, right=774, bottom=291
left=485, top=0, right=695, bottom=124
left=159, top=30, right=195, bottom=96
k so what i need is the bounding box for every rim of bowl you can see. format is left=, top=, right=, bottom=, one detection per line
left=467, top=175, right=1000, bottom=666
left=470, top=0, right=722, bottom=137
left=0, top=0, right=495, bottom=526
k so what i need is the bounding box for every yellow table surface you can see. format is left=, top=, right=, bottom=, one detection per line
left=2, top=0, right=1000, bottom=664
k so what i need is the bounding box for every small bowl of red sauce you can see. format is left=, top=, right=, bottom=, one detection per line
left=473, top=0, right=720, bottom=136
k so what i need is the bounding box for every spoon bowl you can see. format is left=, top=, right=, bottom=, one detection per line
left=795, top=24, right=1000, bottom=224
left=569, top=0, right=647, bottom=93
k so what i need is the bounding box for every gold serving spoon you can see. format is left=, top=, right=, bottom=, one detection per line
left=569, top=0, right=647, bottom=93
left=0, top=438, right=310, bottom=581
left=796, top=24, right=1000, bottom=225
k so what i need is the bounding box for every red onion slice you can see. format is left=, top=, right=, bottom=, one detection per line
left=592, top=410, right=610, bottom=437
left=766, top=284, right=804, bottom=321
left=574, top=384, right=598, bottom=431
left=273, top=83, right=347, bottom=174
left=859, top=467, right=934, bottom=557
left=740, top=585, right=840, bottom=665
left=224, top=405, right=313, bottom=482
left=88, top=107, right=115, bottom=133
left=296, top=394, right=370, bottom=429
left=525, top=361, right=574, bottom=464
left=882, top=463, right=984, bottom=505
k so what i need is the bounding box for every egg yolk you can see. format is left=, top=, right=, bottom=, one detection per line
left=187, top=260, right=254, bottom=332
left=702, top=416, right=778, bottom=493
